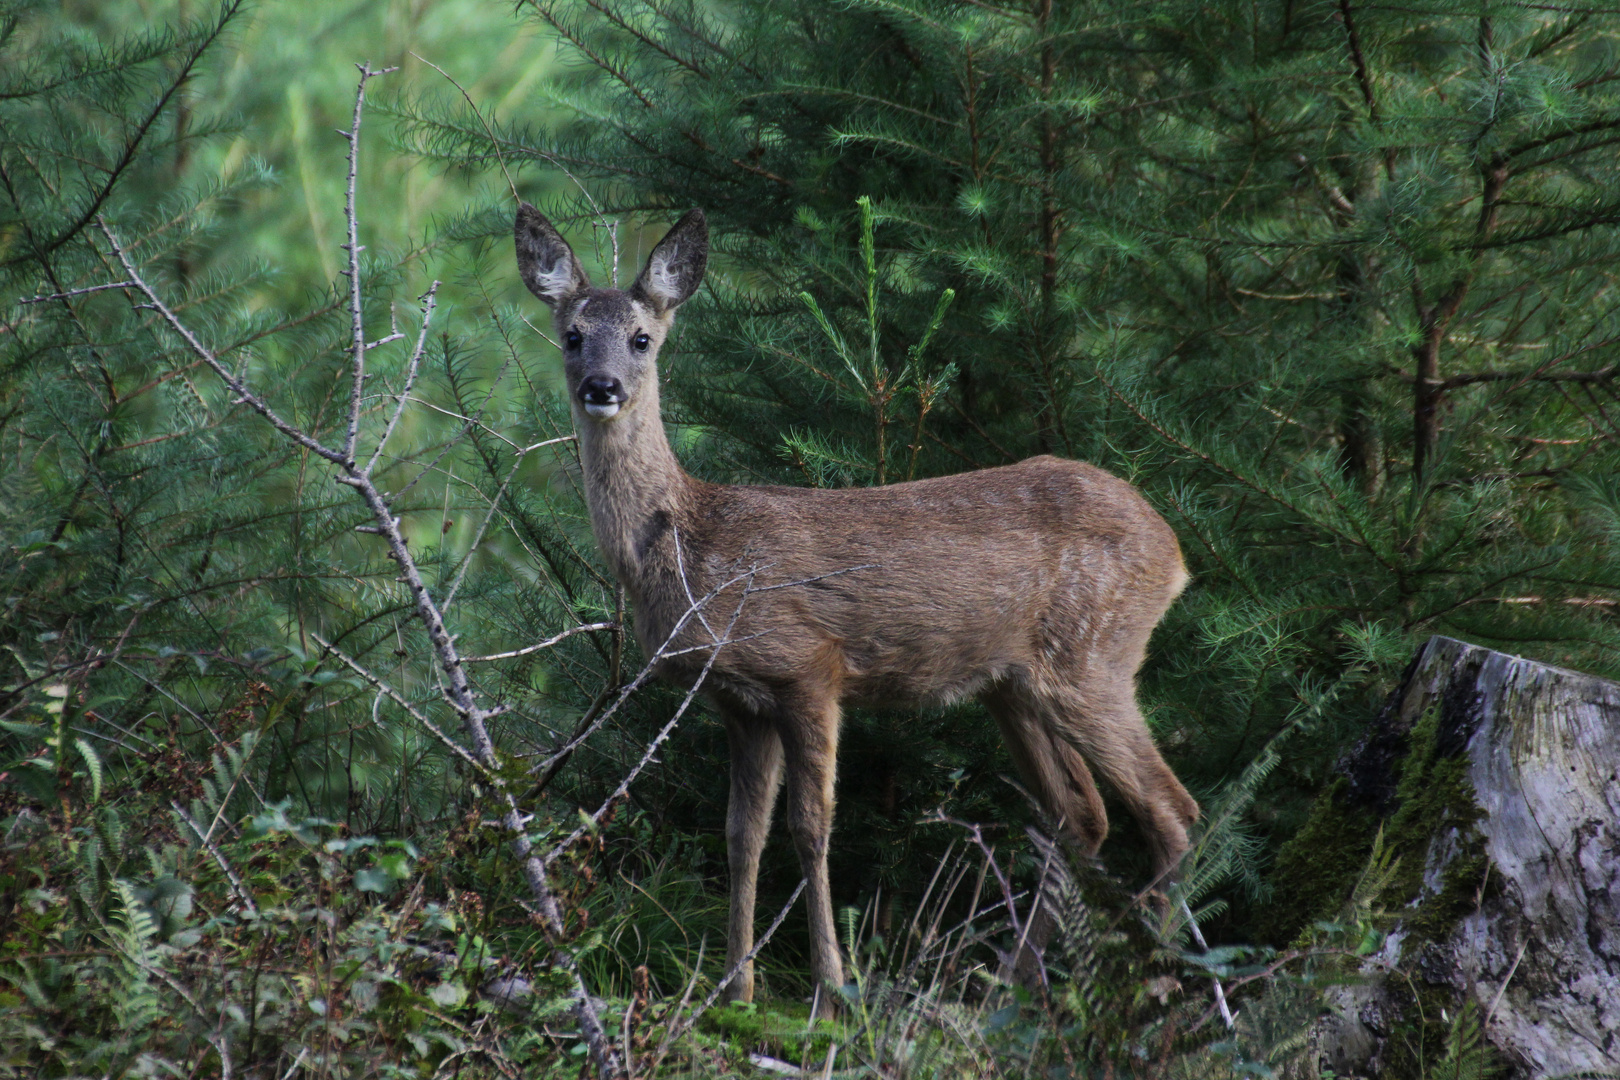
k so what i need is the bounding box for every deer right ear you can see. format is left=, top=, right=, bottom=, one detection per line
left=632, top=209, right=708, bottom=313
left=515, top=203, right=590, bottom=308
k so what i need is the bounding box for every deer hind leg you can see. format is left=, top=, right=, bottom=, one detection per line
left=774, top=692, right=844, bottom=1017
left=983, top=682, right=1110, bottom=986
left=723, top=711, right=784, bottom=1005
left=1041, top=674, right=1199, bottom=884
left=984, top=682, right=1110, bottom=854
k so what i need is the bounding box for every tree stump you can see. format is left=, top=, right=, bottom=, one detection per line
left=1315, top=636, right=1620, bottom=1079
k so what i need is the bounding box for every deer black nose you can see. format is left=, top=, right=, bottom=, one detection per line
left=579, top=376, right=625, bottom=405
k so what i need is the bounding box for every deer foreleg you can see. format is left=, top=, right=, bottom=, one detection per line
left=724, top=713, right=783, bottom=1004
left=777, top=697, right=844, bottom=1017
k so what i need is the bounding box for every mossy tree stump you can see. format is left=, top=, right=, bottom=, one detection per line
left=1303, top=636, right=1620, bottom=1078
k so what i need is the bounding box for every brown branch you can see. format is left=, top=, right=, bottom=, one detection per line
left=523, top=0, right=658, bottom=111
left=1440, top=364, right=1615, bottom=390
left=581, top=0, right=709, bottom=78
left=728, top=156, right=793, bottom=188
left=1337, top=0, right=1380, bottom=123
left=1412, top=155, right=1510, bottom=480
left=1507, top=112, right=1620, bottom=160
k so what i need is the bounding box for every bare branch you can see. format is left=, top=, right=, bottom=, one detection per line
left=519, top=312, right=560, bottom=349
left=745, top=564, right=879, bottom=595
left=671, top=524, right=721, bottom=641
left=647, top=878, right=808, bottom=1074
left=98, top=219, right=347, bottom=466
left=1181, top=899, right=1235, bottom=1029
left=341, top=63, right=397, bottom=466
left=923, top=813, right=1027, bottom=953
left=366, top=284, right=440, bottom=475
left=311, top=632, right=493, bottom=780
left=172, top=801, right=258, bottom=915
left=463, top=622, right=618, bottom=663
left=518, top=434, right=576, bottom=454
left=411, top=52, right=519, bottom=201
left=402, top=395, right=522, bottom=449
left=530, top=565, right=758, bottom=775
left=21, top=281, right=137, bottom=304
left=443, top=450, right=525, bottom=612
left=545, top=567, right=756, bottom=864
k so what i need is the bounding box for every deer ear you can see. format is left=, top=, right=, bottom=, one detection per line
left=515, top=203, right=590, bottom=308
left=632, top=209, right=707, bottom=313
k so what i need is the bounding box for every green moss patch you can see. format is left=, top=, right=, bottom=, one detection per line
left=1263, top=704, right=1501, bottom=1079
left=698, top=1000, right=845, bottom=1070
left=1260, top=777, right=1378, bottom=945
left=1264, top=706, right=1490, bottom=949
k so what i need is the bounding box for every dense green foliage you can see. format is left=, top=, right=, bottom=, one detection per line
left=3, top=0, right=1617, bottom=1074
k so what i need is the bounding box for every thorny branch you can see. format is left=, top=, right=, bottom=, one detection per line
left=528, top=565, right=763, bottom=776
left=98, top=219, right=348, bottom=467
left=543, top=564, right=761, bottom=865
left=463, top=622, right=618, bottom=663
left=171, top=801, right=257, bottom=916
left=366, top=287, right=438, bottom=475
left=341, top=62, right=397, bottom=467
left=310, top=632, right=495, bottom=781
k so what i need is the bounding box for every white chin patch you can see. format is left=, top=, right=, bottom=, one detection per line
left=583, top=402, right=622, bottom=419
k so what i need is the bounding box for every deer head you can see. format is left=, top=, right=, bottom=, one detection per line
left=514, top=203, right=708, bottom=422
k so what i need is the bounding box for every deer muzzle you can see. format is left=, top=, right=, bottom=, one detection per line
left=579, top=375, right=626, bottom=419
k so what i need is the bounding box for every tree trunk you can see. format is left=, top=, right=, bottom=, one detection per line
left=1319, top=635, right=1620, bottom=1079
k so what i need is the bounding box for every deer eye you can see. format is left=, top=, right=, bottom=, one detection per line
left=632, top=332, right=651, bottom=352
left=565, top=329, right=583, bottom=349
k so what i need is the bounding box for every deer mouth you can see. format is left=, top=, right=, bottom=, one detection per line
left=583, top=401, right=622, bottom=419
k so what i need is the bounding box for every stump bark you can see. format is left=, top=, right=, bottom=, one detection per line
left=1318, top=636, right=1620, bottom=1079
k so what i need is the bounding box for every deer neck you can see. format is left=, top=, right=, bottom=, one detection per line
left=575, top=381, right=692, bottom=591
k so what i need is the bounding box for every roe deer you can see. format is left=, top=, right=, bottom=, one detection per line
left=515, top=204, right=1200, bottom=1012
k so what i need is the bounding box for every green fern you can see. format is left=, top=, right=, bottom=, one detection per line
left=106, top=878, right=163, bottom=1034
left=1426, top=1002, right=1503, bottom=1080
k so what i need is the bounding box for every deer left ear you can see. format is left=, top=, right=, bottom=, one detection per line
left=632, top=209, right=707, bottom=313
